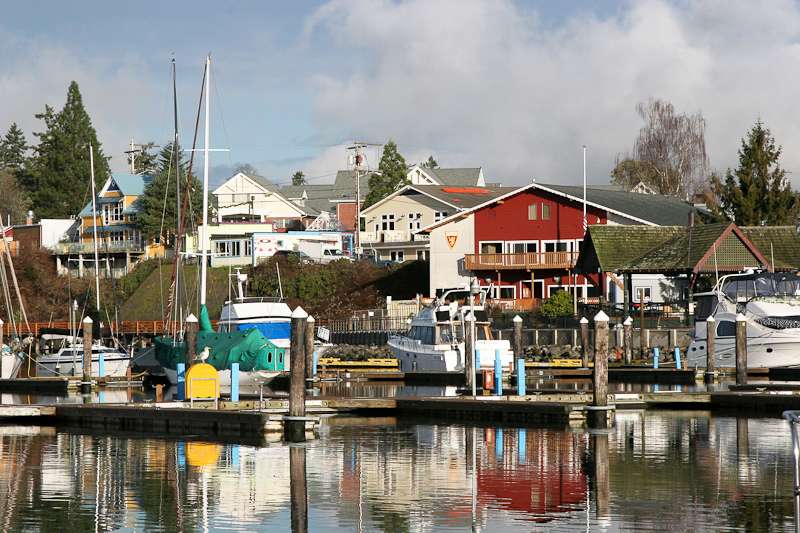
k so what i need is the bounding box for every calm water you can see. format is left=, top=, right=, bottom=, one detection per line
left=0, top=408, right=794, bottom=532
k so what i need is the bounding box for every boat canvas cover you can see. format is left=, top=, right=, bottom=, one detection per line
left=154, top=305, right=283, bottom=371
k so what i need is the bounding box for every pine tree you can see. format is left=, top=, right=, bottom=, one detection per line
left=0, top=123, right=29, bottom=170
left=705, top=119, right=799, bottom=226
left=136, top=142, right=204, bottom=242
left=291, top=171, right=307, bottom=186
left=0, top=169, right=32, bottom=225
left=364, top=140, right=408, bottom=208
left=25, top=82, right=111, bottom=219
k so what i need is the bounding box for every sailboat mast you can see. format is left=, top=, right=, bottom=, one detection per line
left=173, top=58, right=182, bottom=327
left=90, top=145, right=100, bottom=312
left=200, top=54, right=210, bottom=306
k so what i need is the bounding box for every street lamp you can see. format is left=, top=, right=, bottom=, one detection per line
left=470, top=278, right=479, bottom=396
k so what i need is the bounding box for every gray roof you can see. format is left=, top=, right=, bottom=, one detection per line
left=539, top=184, right=699, bottom=226
left=242, top=173, right=281, bottom=193
left=417, top=168, right=483, bottom=187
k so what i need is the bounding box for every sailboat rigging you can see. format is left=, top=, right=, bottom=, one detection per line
left=153, top=54, right=290, bottom=390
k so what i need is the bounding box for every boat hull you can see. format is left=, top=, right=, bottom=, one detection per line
left=389, top=337, right=513, bottom=373
left=686, top=336, right=800, bottom=368
left=36, top=353, right=131, bottom=378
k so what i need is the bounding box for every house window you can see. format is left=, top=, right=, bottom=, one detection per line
left=528, top=204, right=537, bottom=220
left=390, top=251, right=404, bottom=262
left=542, top=203, right=551, bottom=220
left=544, top=241, right=572, bottom=253
left=507, top=242, right=537, bottom=254
left=107, top=230, right=124, bottom=243
left=633, top=286, right=652, bottom=303
left=434, top=211, right=448, bottom=223
left=244, top=239, right=252, bottom=257
left=381, top=214, right=395, bottom=231
left=215, top=241, right=241, bottom=257
left=408, top=212, right=422, bottom=230
left=103, top=201, right=124, bottom=224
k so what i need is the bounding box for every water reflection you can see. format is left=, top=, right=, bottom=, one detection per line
left=0, top=412, right=793, bottom=532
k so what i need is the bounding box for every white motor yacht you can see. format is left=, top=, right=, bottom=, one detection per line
left=686, top=270, right=800, bottom=368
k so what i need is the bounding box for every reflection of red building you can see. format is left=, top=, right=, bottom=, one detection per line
left=477, top=429, right=587, bottom=522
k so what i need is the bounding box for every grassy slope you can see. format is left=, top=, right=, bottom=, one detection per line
left=119, top=266, right=235, bottom=321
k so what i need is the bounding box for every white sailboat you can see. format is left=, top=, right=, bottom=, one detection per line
left=155, top=54, right=288, bottom=390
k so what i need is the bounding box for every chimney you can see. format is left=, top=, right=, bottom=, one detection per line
left=25, top=210, right=34, bottom=225
left=688, top=212, right=695, bottom=227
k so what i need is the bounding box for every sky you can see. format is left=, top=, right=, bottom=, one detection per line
left=2, top=0, right=800, bottom=192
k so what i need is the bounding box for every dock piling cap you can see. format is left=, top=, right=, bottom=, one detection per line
left=594, top=310, right=609, bottom=322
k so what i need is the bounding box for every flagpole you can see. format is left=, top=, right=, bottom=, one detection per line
left=583, top=145, right=587, bottom=235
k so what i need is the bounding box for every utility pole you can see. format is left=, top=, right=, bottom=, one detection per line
left=125, top=140, right=158, bottom=174
left=347, top=141, right=381, bottom=255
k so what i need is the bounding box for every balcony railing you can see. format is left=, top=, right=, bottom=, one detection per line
left=50, top=240, right=147, bottom=254
left=465, top=251, right=579, bottom=271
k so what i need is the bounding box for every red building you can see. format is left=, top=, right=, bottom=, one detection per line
left=425, top=183, right=698, bottom=308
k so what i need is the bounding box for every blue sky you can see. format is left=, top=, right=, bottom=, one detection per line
left=2, top=0, right=800, bottom=191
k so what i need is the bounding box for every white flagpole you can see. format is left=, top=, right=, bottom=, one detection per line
left=583, top=145, right=587, bottom=235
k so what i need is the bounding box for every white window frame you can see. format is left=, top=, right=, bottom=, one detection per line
left=215, top=240, right=241, bottom=257
left=542, top=240, right=576, bottom=253
left=633, top=286, right=652, bottom=303
left=506, top=241, right=537, bottom=254
left=434, top=211, right=448, bottom=223
left=408, top=212, right=422, bottom=230
left=381, top=213, right=395, bottom=231
left=390, top=250, right=404, bottom=262
left=103, top=201, right=124, bottom=224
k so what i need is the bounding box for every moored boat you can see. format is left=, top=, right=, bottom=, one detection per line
left=36, top=343, right=131, bottom=378
left=686, top=270, right=800, bottom=368
left=388, top=285, right=513, bottom=372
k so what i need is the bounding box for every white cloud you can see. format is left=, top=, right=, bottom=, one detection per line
left=300, top=0, right=800, bottom=187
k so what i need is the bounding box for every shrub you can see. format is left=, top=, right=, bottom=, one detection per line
left=539, top=289, right=574, bottom=318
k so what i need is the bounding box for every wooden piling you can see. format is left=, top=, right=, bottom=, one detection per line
left=185, top=314, right=198, bottom=369
left=82, top=316, right=93, bottom=394
left=704, top=316, right=715, bottom=383
left=512, top=315, right=522, bottom=362
left=735, top=313, right=747, bottom=386
left=580, top=317, right=589, bottom=368
left=286, top=307, right=308, bottom=442
left=305, top=315, right=315, bottom=382
left=623, top=316, right=632, bottom=365
left=593, top=311, right=609, bottom=408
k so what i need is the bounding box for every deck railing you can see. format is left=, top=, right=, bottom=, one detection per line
left=464, top=251, right=579, bottom=270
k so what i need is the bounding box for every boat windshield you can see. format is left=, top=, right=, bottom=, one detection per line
left=721, top=272, right=800, bottom=301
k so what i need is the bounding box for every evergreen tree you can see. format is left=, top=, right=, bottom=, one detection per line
left=25, top=82, right=111, bottom=219
left=421, top=155, right=438, bottom=169
left=128, top=142, right=158, bottom=175
left=705, top=119, right=800, bottom=226
left=0, top=123, right=29, bottom=170
left=291, top=171, right=307, bottom=186
left=364, top=140, right=408, bottom=208
left=136, top=142, right=204, bottom=242
left=0, top=169, right=32, bottom=225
